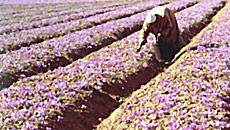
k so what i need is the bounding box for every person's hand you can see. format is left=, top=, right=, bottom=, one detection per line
left=136, top=48, right=141, bottom=52
left=136, top=47, right=141, bottom=52
left=156, top=59, right=168, bottom=67
left=156, top=59, right=166, bottom=63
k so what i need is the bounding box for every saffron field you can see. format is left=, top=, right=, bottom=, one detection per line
left=0, top=0, right=229, bottom=129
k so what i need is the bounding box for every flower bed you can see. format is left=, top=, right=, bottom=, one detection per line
left=0, top=0, right=125, bottom=17
left=96, top=2, right=230, bottom=130
left=0, top=0, right=133, bottom=5
left=0, top=0, right=225, bottom=129
left=0, top=3, right=73, bottom=16
left=0, top=1, right=134, bottom=29
left=0, top=0, right=196, bottom=89
left=0, top=2, right=95, bottom=22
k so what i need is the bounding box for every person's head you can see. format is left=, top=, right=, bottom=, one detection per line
left=145, top=14, right=162, bottom=36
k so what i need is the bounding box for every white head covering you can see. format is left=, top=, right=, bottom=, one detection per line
left=145, top=6, right=166, bottom=24
left=145, top=14, right=157, bottom=23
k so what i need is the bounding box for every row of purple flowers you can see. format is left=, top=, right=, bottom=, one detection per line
left=0, top=2, right=91, bottom=19
left=0, top=0, right=132, bottom=5
left=0, top=0, right=122, bottom=15
left=0, top=1, right=132, bottom=27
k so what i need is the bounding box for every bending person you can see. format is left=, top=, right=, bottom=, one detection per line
left=137, top=6, right=186, bottom=63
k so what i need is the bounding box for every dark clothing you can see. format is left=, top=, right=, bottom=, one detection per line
left=138, top=6, right=185, bottom=62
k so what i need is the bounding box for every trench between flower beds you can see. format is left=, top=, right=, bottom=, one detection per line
left=0, top=1, right=198, bottom=89
left=37, top=2, right=226, bottom=130
left=36, top=87, right=120, bottom=130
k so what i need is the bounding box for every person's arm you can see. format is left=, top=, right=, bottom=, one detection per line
left=137, top=21, right=150, bottom=52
